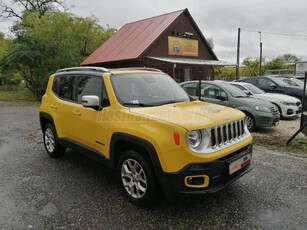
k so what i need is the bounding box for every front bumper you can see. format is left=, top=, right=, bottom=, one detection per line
left=281, top=105, right=302, bottom=118
left=158, top=144, right=253, bottom=198
left=255, top=112, right=280, bottom=128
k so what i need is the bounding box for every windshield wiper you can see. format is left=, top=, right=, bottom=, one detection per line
left=122, top=102, right=155, bottom=107
left=157, top=100, right=186, bottom=105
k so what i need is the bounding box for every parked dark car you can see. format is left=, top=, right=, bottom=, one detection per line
left=238, top=76, right=307, bottom=111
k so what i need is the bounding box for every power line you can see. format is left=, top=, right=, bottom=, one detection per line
left=193, top=0, right=289, bottom=17
left=241, top=28, right=307, bottom=37
left=241, top=31, right=258, bottom=48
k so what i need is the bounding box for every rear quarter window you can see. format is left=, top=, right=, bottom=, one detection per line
left=52, top=76, right=59, bottom=95
left=52, top=75, right=75, bottom=101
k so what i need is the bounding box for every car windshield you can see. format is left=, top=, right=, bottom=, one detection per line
left=289, top=78, right=304, bottom=87
left=270, top=77, right=293, bottom=87
left=111, top=73, right=190, bottom=106
left=243, top=83, right=265, bottom=94
left=222, top=83, right=248, bottom=97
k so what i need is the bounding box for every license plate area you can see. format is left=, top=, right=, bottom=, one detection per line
left=229, top=153, right=251, bottom=175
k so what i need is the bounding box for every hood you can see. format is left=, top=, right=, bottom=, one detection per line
left=129, top=101, right=245, bottom=130
left=255, top=93, right=300, bottom=103
left=231, top=96, right=274, bottom=108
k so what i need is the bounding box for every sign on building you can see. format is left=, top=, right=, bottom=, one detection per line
left=168, top=36, right=198, bottom=57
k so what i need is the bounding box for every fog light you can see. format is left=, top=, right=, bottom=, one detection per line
left=287, top=109, right=293, bottom=115
left=184, top=175, right=209, bottom=188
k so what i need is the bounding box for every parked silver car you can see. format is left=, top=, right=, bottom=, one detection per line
left=230, top=82, right=301, bottom=119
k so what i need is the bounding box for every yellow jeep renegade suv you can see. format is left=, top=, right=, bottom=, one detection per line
left=39, top=67, right=253, bottom=206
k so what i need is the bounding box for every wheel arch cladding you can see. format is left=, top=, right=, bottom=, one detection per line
left=110, top=133, right=163, bottom=175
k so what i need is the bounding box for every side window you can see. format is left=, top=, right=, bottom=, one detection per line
left=202, top=84, right=227, bottom=99
left=77, top=75, right=110, bottom=106
left=259, top=78, right=273, bottom=88
left=181, top=83, right=198, bottom=96
left=58, top=75, right=75, bottom=101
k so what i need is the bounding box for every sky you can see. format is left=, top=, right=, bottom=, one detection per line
left=1, top=0, right=306, bottom=64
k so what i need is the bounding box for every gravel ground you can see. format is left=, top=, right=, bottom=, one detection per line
left=253, top=115, right=305, bottom=138
left=0, top=102, right=306, bottom=229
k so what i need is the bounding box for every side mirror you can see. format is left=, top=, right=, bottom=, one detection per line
left=270, top=83, right=277, bottom=88
left=243, top=90, right=251, bottom=95
left=81, top=95, right=100, bottom=108
left=216, top=95, right=227, bottom=101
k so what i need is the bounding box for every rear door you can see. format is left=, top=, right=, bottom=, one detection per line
left=51, top=74, right=77, bottom=138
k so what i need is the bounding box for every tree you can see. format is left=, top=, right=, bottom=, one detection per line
left=277, top=53, right=301, bottom=63
left=214, top=66, right=236, bottom=81
left=0, top=11, right=114, bottom=100
left=263, top=57, right=285, bottom=71
left=0, top=0, right=65, bottom=19
left=207, top=37, right=214, bottom=50
left=0, top=33, right=17, bottom=85
left=242, top=58, right=261, bottom=76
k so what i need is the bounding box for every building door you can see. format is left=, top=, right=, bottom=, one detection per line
left=184, top=68, right=191, bottom=81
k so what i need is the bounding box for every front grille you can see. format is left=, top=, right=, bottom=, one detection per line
left=269, top=106, right=279, bottom=115
left=210, top=119, right=246, bottom=149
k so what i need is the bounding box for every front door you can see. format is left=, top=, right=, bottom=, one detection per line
left=72, top=75, right=110, bottom=155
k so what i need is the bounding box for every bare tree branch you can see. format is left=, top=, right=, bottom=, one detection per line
left=0, top=0, right=65, bottom=20
left=0, top=3, right=22, bottom=19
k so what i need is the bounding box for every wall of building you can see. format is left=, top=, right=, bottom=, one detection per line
left=145, top=13, right=216, bottom=61
left=143, top=12, right=215, bottom=82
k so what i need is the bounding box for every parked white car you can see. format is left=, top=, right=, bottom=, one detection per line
left=230, top=82, right=302, bottom=119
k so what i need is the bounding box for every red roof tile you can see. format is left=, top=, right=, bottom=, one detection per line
left=81, top=9, right=185, bottom=65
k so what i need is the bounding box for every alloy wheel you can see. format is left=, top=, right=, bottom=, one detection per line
left=121, top=159, right=147, bottom=199
left=44, top=128, right=55, bottom=153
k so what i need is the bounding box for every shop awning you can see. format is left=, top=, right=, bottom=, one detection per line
left=146, top=56, right=236, bottom=66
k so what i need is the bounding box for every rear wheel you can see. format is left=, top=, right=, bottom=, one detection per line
left=43, top=124, right=66, bottom=158
left=118, top=150, right=157, bottom=206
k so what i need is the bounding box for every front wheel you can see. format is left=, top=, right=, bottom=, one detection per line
left=245, top=113, right=255, bottom=132
left=118, top=150, right=157, bottom=206
left=43, top=124, right=66, bottom=158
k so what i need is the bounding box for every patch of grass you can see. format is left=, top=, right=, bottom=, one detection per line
left=253, top=134, right=307, bottom=157
left=0, top=84, right=35, bottom=101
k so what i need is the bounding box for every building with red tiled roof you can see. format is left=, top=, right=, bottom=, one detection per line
left=82, top=8, right=231, bottom=81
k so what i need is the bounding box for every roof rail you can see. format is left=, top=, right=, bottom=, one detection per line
left=109, top=67, right=162, bottom=72
left=56, top=66, right=109, bottom=73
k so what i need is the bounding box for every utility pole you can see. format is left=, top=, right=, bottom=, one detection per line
left=236, top=28, right=241, bottom=79
left=259, top=31, right=263, bottom=76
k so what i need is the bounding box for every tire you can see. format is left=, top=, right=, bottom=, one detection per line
left=43, top=123, right=66, bottom=158
left=118, top=150, right=157, bottom=207
left=245, top=113, right=255, bottom=132
left=273, top=104, right=283, bottom=119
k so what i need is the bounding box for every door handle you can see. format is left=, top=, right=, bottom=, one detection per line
left=72, top=110, right=81, bottom=116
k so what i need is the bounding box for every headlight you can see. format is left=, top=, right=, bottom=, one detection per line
left=186, top=130, right=202, bottom=148
left=255, top=106, right=271, bottom=113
